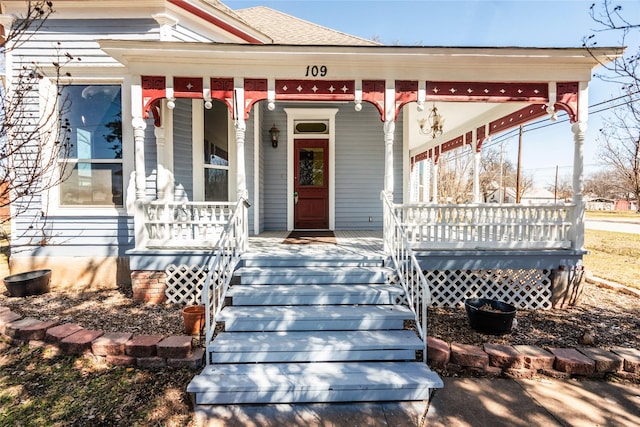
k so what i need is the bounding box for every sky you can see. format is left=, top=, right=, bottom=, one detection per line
left=225, top=0, right=640, bottom=188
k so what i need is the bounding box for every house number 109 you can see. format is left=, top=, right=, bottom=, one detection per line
left=305, top=65, right=327, bottom=77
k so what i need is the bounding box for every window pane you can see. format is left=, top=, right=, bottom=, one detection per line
left=60, top=163, right=124, bottom=206
left=204, top=169, right=228, bottom=201
left=60, top=85, right=122, bottom=160
left=299, top=148, right=324, bottom=186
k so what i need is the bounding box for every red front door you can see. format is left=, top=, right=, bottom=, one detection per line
left=294, top=139, right=329, bottom=229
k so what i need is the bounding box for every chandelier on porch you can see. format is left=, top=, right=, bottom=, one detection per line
left=418, top=103, right=444, bottom=139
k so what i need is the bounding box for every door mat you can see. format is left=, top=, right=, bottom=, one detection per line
left=283, top=231, right=336, bottom=245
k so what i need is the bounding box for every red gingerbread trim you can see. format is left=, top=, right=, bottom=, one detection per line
left=174, top=77, right=203, bottom=99
left=414, top=151, right=429, bottom=162
left=441, top=135, right=464, bottom=153
left=362, top=80, right=386, bottom=122
left=476, top=125, right=486, bottom=151
left=244, top=79, right=268, bottom=120
left=489, top=104, right=547, bottom=135
left=395, top=80, right=418, bottom=121
left=426, top=81, right=548, bottom=103
left=275, top=80, right=355, bottom=102
left=142, top=76, right=166, bottom=122
left=465, top=131, right=473, bottom=146
left=210, top=78, right=234, bottom=118
left=555, top=82, right=579, bottom=123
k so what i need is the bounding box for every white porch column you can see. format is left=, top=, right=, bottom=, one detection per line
left=383, top=120, right=395, bottom=197
left=132, top=117, right=147, bottom=200
left=431, top=159, right=439, bottom=204
left=233, top=81, right=248, bottom=200
left=383, top=81, right=396, bottom=197
left=421, top=160, right=430, bottom=203
left=473, top=132, right=481, bottom=203
left=571, top=82, right=589, bottom=252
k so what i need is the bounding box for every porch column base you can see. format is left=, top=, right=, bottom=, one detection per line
left=550, top=265, right=585, bottom=309
left=131, top=270, right=168, bottom=304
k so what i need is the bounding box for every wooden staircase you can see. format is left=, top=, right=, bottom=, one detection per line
left=187, top=252, right=443, bottom=405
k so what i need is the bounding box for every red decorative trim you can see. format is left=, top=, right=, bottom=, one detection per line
left=489, top=104, right=547, bottom=135
left=275, top=80, right=355, bottom=102
left=244, top=79, right=268, bottom=120
left=426, top=81, right=548, bottom=103
left=555, top=82, right=579, bottom=123
left=168, top=0, right=263, bottom=44
left=476, top=125, right=486, bottom=151
left=174, top=77, right=203, bottom=99
left=149, top=100, right=162, bottom=127
left=434, top=146, right=440, bottom=164
left=142, top=76, right=166, bottom=123
left=465, top=131, right=473, bottom=146
left=395, top=80, right=418, bottom=120
left=441, top=135, right=464, bottom=154
left=362, top=80, right=386, bottom=122
left=414, top=151, right=429, bottom=162
left=210, top=78, right=234, bottom=118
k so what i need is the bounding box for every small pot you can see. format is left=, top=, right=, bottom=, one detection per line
left=182, top=305, right=205, bottom=335
left=3, top=269, right=52, bottom=297
left=465, top=298, right=516, bottom=335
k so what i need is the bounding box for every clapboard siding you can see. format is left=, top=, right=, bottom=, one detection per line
left=244, top=114, right=256, bottom=234
left=173, top=99, right=194, bottom=201
left=12, top=19, right=159, bottom=67
left=261, top=110, right=288, bottom=231
left=172, top=25, right=215, bottom=42
left=12, top=215, right=134, bottom=257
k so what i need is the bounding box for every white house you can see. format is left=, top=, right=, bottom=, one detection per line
left=2, top=0, right=621, bottom=405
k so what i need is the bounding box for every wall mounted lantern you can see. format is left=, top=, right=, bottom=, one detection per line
left=269, top=124, right=280, bottom=148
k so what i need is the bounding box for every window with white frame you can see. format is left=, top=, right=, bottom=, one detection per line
left=203, top=103, right=229, bottom=201
left=58, top=84, right=123, bottom=207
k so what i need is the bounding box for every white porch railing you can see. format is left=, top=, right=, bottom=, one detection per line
left=382, top=192, right=429, bottom=362
left=395, top=203, right=576, bottom=250
left=135, top=201, right=239, bottom=249
left=202, top=198, right=249, bottom=352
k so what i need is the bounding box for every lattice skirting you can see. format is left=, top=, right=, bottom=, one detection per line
left=164, top=264, right=207, bottom=305
left=425, top=269, right=553, bottom=310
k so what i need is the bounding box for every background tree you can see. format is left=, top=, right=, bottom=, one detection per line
left=584, top=169, right=624, bottom=198
left=437, top=149, right=473, bottom=203
left=1, top=1, right=76, bottom=239
left=584, top=1, right=640, bottom=211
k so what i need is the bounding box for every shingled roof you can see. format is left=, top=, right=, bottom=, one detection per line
left=235, top=6, right=379, bottom=46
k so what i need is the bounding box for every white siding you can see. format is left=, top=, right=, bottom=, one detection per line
left=173, top=99, right=193, bottom=201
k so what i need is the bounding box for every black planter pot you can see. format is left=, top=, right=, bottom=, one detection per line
left=3, top=269, right=52, bottom=297
left=464, top=298, right=516, bottom=335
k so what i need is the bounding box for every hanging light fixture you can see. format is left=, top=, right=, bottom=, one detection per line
left=418, top=103, right=444, bottom=139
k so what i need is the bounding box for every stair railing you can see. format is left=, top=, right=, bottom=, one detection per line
left=382, top=191, right=430, bottom=362
left=202, top=198, right=250, bottom=350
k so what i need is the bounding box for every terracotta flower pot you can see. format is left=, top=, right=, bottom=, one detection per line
left=182, top=305, right=205, bottom=335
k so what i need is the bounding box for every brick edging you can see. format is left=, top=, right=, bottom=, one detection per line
left=427, top=336, right=640, bottom=381
left=0, top=307, right=204, bottom=369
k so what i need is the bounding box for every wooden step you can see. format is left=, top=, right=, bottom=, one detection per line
left=241, top=254, right=385, bottom=268
left=187, top=361, right=444, bottom=405
left=227, top=284, right=403, bottom=305
left=236, top=266, right=390, bottom=285
left=209, top=330, right=422, bottom=363
left=217, top=304, right=413, bottom=332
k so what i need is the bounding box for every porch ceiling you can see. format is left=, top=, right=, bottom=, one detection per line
left=407, top=102, right=528, bottom=153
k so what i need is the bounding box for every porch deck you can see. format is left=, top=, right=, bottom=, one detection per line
left=247, top=230, right=384, bottom=257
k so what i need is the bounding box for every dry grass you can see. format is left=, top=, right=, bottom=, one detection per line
left=584, top=228, right=640, bottom=290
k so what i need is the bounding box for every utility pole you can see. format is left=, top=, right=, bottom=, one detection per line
left=516, top=125, right=523, bottom=203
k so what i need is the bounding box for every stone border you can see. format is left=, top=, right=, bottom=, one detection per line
left=427, top=336, right=640, bottom=381
left=3, top=304, right=639, bottom=381
left=0, top=306, right=204, bottom=369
